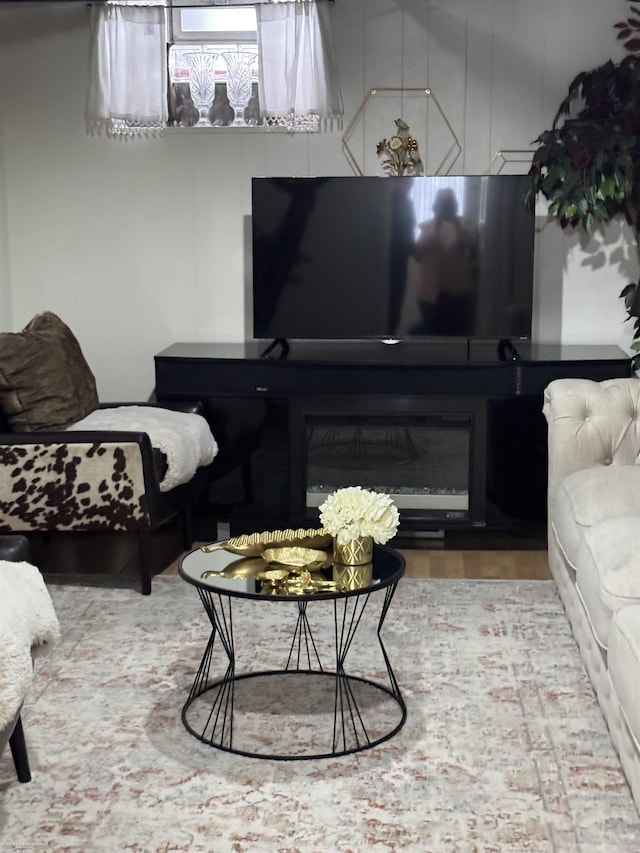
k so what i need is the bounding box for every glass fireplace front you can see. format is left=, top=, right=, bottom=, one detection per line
left=297, top=399, right=485, bottom=525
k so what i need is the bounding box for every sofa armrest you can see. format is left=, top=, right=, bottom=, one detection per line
left=543, top=377, right=640, bottom=516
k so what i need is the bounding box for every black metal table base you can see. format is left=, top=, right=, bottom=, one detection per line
left=182, top=583, right=406, bottom=760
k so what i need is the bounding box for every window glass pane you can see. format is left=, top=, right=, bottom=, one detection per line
left=168, top=43, right=261, bottom=128
left=168, top=6, right=263, bottom=130
left=180, top=8, right=257, bottom=33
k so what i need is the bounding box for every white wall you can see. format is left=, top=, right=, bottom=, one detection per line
left=0, top=0, right=634, bottom=399
left=0, top=80, right=9, bottom=329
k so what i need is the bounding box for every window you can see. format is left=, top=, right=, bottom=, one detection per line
left=85, top=1, right=343, bottom=139
left=168, top=6, right=261, bottom=128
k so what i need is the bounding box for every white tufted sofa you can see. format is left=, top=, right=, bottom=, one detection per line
left=544, top=376, right=640, bottom=813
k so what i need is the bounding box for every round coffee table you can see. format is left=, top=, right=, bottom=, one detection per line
left=179, top=541, right=406, bottom=760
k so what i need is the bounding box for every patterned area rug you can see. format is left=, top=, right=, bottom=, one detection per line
left=1, top=577, right=639, bottom=852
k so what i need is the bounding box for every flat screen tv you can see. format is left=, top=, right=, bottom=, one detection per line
left=251, top=175, right=535, bottom=342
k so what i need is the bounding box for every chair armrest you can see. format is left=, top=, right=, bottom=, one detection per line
left=543, top=377, right=640, bottom=514
left=0, top=430, right=161, bottom=531
left=0, top=426, right=156, bottom=458
left=108, top=399, right=205, bottom=416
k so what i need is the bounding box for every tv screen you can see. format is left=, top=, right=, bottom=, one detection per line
left=251, top=175, right=535, bottom=342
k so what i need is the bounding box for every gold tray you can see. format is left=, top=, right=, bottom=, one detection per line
left=201, top=527, right=331, bottom=557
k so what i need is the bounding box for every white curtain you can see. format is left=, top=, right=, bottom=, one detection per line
left=85, top=4, right=168, bottom=140
left=256, top=0, right=343, bottom=132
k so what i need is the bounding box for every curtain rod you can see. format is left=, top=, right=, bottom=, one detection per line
left=0, top=1, right=336, bottom=4
left=77, top=1, right=336, bottom=6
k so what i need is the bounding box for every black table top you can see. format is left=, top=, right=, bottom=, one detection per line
left=179, top=542, right=406, bottom=601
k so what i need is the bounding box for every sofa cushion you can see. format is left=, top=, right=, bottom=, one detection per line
left=552, top=465, right=640, bottom=570
left=608, top=604, right=640, bottom=748
left=576, top=518, right=640, bottom=649
left=0, top=312, right=99, bottom=431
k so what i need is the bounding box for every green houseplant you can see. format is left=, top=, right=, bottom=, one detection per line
left=525, top=4, right=640, bottom=364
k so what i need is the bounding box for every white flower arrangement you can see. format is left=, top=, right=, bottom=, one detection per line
left=319, top=486, right=400, bottom=546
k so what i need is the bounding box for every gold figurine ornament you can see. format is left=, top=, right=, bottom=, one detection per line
left=377, top=118, right=424, bottom=177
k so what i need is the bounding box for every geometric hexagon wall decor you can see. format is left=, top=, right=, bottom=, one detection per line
left=484, top=149, right=535, bottom=175
left=342, top=87, right=461, bottom=176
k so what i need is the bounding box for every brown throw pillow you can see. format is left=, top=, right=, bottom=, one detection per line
left=0, top=312, right=99, bottom=431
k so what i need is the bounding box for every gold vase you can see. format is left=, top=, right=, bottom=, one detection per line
left=332, top=535, right=373, bottom=567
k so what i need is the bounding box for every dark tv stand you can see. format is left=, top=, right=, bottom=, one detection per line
left=497, top=339, right=521, bottom=362
left=260, top=338, right=290, bottom=359
left=154, top=340, right=632, bottom=538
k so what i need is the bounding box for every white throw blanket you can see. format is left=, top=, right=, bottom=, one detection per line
left=0, top=561, right=60, bottom=730
left=67, top=406, right=218, bottom=492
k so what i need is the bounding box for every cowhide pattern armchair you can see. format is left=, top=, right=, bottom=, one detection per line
left=0, top=313, right=216, bottom=595
left=0, top=417, right=211, bottom=595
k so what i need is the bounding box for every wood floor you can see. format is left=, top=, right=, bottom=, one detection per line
left=400, top=547, right=550, bottom=579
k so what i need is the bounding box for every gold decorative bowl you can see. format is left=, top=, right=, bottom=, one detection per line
left=262, top=546, right=330, bottom=569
